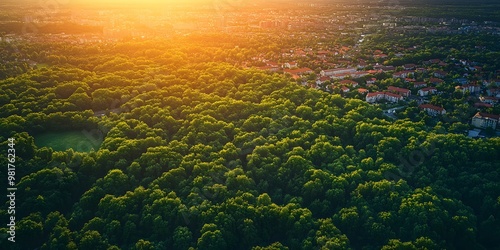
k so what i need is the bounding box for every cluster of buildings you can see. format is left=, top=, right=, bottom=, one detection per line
left=366, top=91, right=403, bottom=103
left=260, top=49, right=498, bottom=132
left=365, top=86, right=411, bottom=103
left=3, top=1, right=499, bottom=134
left=320, top=68, right=368, bottom=80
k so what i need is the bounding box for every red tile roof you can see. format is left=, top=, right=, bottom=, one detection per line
left=388, top=86, right=411, bottom=93
left=474, top=112, right=500, bottom=120
left=385, top=92, right=402, bottom=98
left=421, top=87, right=437, bottom=92
left=474, top=103, right=493, bottom=108
left=419, top=104, right=445, bottom=112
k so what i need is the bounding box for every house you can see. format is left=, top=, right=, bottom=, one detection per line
left=484, top=80, right=500, bottom=87
left=374, top=65, right=395, bottom=72
left=471, top=112, right=500, bottom=129
left=455, top=78, right=468, bottom=85
left=433, top=70, right=448, bottom=78
left=367, top=78, right=377, bottom=84
left=320, top=68, right=357, bottom=77
left=316, top=76, right=331, bottom=85
left=438, top=61, right=448, bottom=67
left=414, top=82, right=427, bottom=88
left=357, top=88, right=369, bottom=94
left=357, top=61, right=367, bottom=69
left=330, top=73, right=350, bottom=80
left=479, top=96, right=499, bottom=105
left=258, top=65, right=280, bottom=72
left=284, top=68, right=313, bottom=79
left=384, top=92, right=404, bottom=103
left=415, top=68, right=428, bottom=73
left=283, top=62, right=298, bottom=69
left=427, top=59, right=442, bottom=64
left=403, top=63, right=417, bottom=70
left=374, top=54, right=388, bottom=59
left=366, top=92, right=384, bottom=103
left=340, top=80, right=358, bottom=87
left=382, top=66, right=395, bottom=71
left=418, top=87, right=437, bottom=97
left=367, top=70, right=381, bottom=75
left=366, top=92, right=403, bottom=103
left=307, top=82, right=318, bottom=89
left=351, top=71, right=369, bottom=79
left=457, top=84, right=481, bottom=94
left=387, top=86, right=411, bottom=97
left=341, top=86, right=350, bottom=93
left=419, top=104, right=446, bottom=116
left=487, top=88, right=500, bottom=97
left=293, top=49, right=307, bottom=57
left=474, top=103, right=493, bottom=108
left=266, top=61, right=280, bottom=68
left=429, top=78, right=444, bottom=85
left=393, top=71, right=414, bottom=79
left=317, top=50, right=330, bottom=55
left=316, top=50, right=330, bottom=59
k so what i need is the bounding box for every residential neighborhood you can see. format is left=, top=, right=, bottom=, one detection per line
left=1, top=0, right=499, bottom=137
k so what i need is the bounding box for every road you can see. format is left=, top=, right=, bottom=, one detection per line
left=94, top=108, right=123, bottom=117
left=382, top=106, right=405, bottom=119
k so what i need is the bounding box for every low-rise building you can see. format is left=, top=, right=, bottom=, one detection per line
left=433, top=70, right=448, bottom=78
left=419, top=104, right=446, bottom=116
left=429, top=78, right=444, bottom=85
left=340, top=80, right=358, bottom=87
left=284, top=67, right=313, bottom=78
left=320, top=68, right=356, bottom=77
left=479, top=96, right=499, bottom=105
left=258, top=65, right=280, bottom=72
left=366, top=78, right=377, bottom=84
left=316, top=76, right=331, bottom=85
left=414, top=82, right=427, bottom=88
left=456, top=84, right=481, bottom=94
left=474, top=103, right=493, bottom=108
left=403, top=63, right=417, bottom=70
left=366, top=92, right=403, bottom=103
left=471, top=112, right=500, bottom=129
left=418, top=87, right=437, bottom=97
left=357, top=88, right=369, bottom=94
left=283, top=62, right=298, bottom=68
left=392, top=70, right=414, bottom=79
left=487, top=88, right=500, bottom=97
left=388, top=86, right=411, bottom=97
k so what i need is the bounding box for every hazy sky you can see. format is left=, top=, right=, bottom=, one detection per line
left=20, top=0, right=254, bottom=9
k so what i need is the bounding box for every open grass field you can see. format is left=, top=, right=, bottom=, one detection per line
left=35, top=130, right=103, bottom=152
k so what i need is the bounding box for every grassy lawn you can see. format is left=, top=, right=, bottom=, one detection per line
left=35, top=130, right=103, bottom=152
left=36, top=63, right=49, bottom=69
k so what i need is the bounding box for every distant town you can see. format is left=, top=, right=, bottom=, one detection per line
left=1, top=1, right=499, bottom=137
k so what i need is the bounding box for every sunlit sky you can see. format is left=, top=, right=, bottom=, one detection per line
left=75, top=0, right=212, bottom=4
left=14, top=0, right=306, bottom=7
left=68, top=0, right=211, bottom=7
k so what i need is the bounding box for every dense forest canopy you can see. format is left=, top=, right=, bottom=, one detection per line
left=1, top=0, right=500, bottom=248
left=0, top=35, right=498, bottom=249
